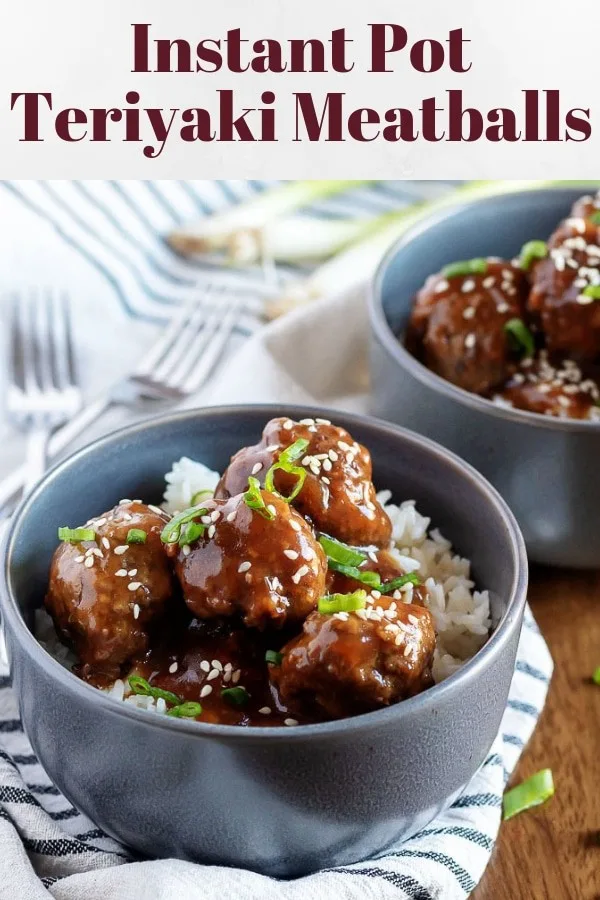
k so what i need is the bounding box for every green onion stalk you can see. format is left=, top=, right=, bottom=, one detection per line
left=167, top=180, right=374, bottom=258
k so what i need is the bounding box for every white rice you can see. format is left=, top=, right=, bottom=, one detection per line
left=36, top=459, right=491, bottom=712
left=162, top=457, right=220, bottom=514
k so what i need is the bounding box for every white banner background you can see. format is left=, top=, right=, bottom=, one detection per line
left=0, top=0, right=597, bottom=177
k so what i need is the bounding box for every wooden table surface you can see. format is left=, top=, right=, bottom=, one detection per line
left=473, top=567, right=600, bottom=900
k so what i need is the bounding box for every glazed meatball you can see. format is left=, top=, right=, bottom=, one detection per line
left=270, top=594, right=435, bottom=720
left=45, top=501, right=173, bottom=683
left=528, top=216, right=600, bottom=361
left=173, top=491, right=327, bottom=629
left=215, top=417, right=392, bottom=548
left=408, top=259, right=529, bottom=395
left=495, top=351, right=600, bottom=420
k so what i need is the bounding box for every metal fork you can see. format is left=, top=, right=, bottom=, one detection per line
left=6, top=290, right=81, bottom=496
left=0, top=286, right=241, bottom=510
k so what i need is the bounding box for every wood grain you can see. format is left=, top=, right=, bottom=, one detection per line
left=473, top=567, right=600, bottom=900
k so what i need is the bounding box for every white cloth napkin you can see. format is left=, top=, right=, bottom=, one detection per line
left=0, top=181, right=553, bottom=900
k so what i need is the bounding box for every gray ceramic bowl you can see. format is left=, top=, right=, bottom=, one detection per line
left=0, top=405, right=527, bottom=876
left=369, top=187, right=600, bottom=569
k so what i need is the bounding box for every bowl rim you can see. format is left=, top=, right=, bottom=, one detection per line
left=369, top=186, right=600, bottom=434
left=1, top=403, right=528, bottom=744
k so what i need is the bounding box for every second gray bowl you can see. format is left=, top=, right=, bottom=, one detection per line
left=369, top=187, right=600, bottom=569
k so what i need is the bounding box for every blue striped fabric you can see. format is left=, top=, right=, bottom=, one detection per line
left=0, top=181, right=552, bottom=900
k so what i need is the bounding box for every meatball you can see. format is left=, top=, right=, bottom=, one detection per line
left=45, top=501, right=173, bottom=683
left=270, top=594, right=435, bottom=720
left=215, top=417, right=392, bottom=547
left=408, top=259, right=529, bottom=395
left=495, top=351, right=600, bottom=420
left=528, top=216, right=600, bottom=361
left=173, top=491, right=327, bottom=629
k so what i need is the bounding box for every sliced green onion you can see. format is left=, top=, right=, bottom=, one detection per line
left=318, top=590, right=368, bottom=614
left=243, top=476, right=274, bottom=520
left=319, top=535, right=367, bottom=567
left=58, top=527, right=96, bottom=543
left=160, top=504, right=208, bottom=545
left=128, top=675, right=181, bottom=707
left=126, top=529, right=147, bottom=544
left=504, top=318, right=535, bottom=358
left=191, top=489, right=213, bottom=505
left=326, top=559, right=381, bottom=587
left=582, top=285, right=600, bottom=300
left=265, top=650, right=283, bottom=665
left=167, top=702, right=203, bottom=718
left=590, top=211, right=600, bottom=225
left=502, top=769, right=555, bottom=820
left=179, top=521, right=205, bottom=547
left=519, top=239, right=547, bottom=270
left=441, top=258, right=488, bottom=279
left=221, top=686, right=249, bottom=707
left=592, top=666, right=600, bottom=685
left=380, top=573, right=421, bottom=594
left=264, top=438, right=310, bottom=503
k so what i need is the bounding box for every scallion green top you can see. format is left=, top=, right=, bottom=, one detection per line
left=519, top=240, right=547, bottom=271
left=502, top=769, right=554, bottom=820
left=441, top=258, right=488, bottom=279
left=58, top=527, right=96, bottom=543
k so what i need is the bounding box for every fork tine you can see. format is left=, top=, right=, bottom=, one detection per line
left=35, top=290, right=55, bottom=395
left=134, top=297, right=204, bottom=378
left=163, top=287, right=226, bottom=389
left=20, top=290, right=39, bottom=395
left=48, top=291, right=77, bottom=391
left=151, top=293, right=210, bottom=385
left=178, top=295, right=240, bottom=394
left=9, top=293, right=26, bottom=393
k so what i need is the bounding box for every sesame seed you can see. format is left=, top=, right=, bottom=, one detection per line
left=266, top=444, right=279, bottom=452
left=223, top=671, right=232, bottom=683
left=497, top=302, right=509, bottom=314
left=224, top=662, right=233, bottom=673
left=207, top=669, right=220, bottom=681
left=210, top=509, right=220, bottom=522
left=482, top=276, right=495, bottom=288
left=403, top=644, right=412, bottom=657
left=408, top=614, right=419, bottom=626
left=238, top=561, right=252, bottom=573
left=128, top=582, right=142, bottom=592
left=328, top=449, right=338, bottom=462
left=201, top=516, right=212, bottom=525
left=207, top=525, right=216, bottom=539
left=462, top=306, right=476, bottom=320
left=300, top=418, right=315, bottom=425
left=127, top=568, right=137, bottom=577
left=284, top=550, right=299, bottom=560
left=226, top=511, right=236, bottom=522
left=211, top=660, right=223, bottom=671
left=74, top=555, right=85, bottom=564
left=119, top=499, right=131, bottom=505
left=182, top=545, right=191, bottom=556
left=156, top=698, right=167, bottom=714
left=322, top=459, right=333, bottom=472
left=283, top=420, right=293, bottom=430
left=395, top=634, right=403, bottom=646
left=133, top=604, right=140, bottom=620
left=200, top=685, right=213, bottom=698
left=303, top=547, right=316, bottom=560
left=290, top=520, right=301, bottom=532
left=434, top=279, right=449, bottom=293
left=101, top=537, right=110, bottom=550
left=284, top=718, right=299, bottom=727
left=90, top=548, right=103, bottom=558
left=169, top=662, right=178, bottom=674
left=259, top=707, right=271, bottom=715
left=232, top=670, right=241, bottom=684
left=577, top=294, right=595, bottom=305
left=251, top=462, right=263, bottom=475
left=464, top=333, right=476, bottom=350
left=115, top=569, right=128, bottom=577
left=371, top=590, right=382, bottom=600
left=322, top=477, right=330, bottom=485
left=292, top=565, right=310, bottom=584
left=84, top=556, right=94, bottom=568
left=114, top=545, right=128, bottom=555
left=95, top=518, right=107, bottom=527
left=149, top=505, right=163, bottom=516
left=245, top=573, right=252, bottom=583
left=122, top=513, right=133, bottom=522
left=267, top=505, right=277, bottom=517
left=461, top=278, right=475, bottom=293
left=200, top=660, right=210, bottom=673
